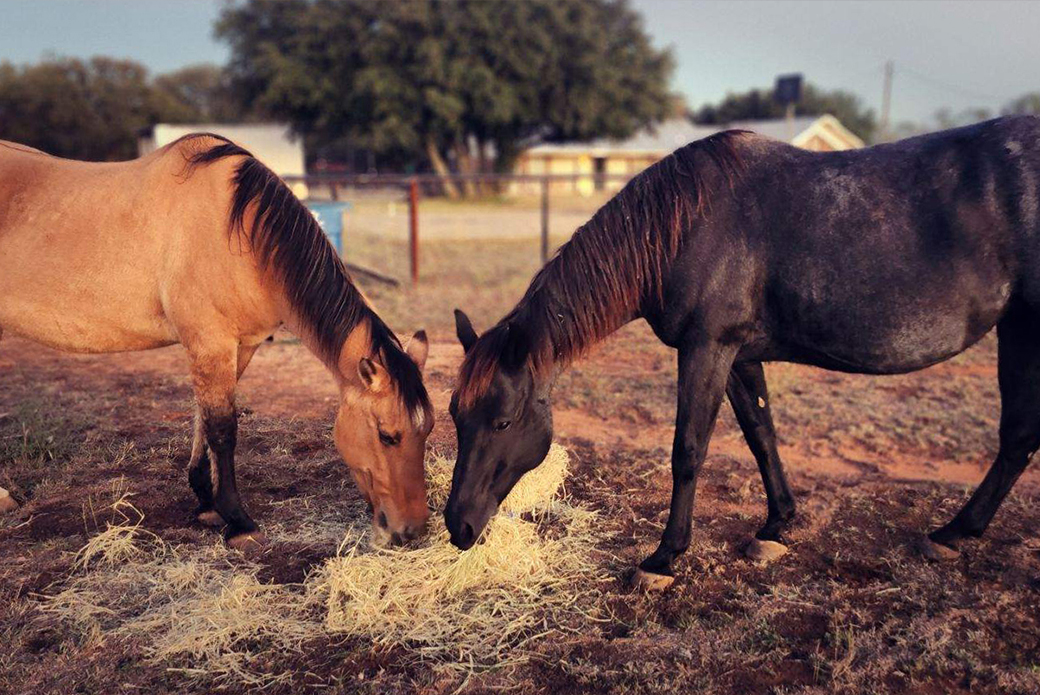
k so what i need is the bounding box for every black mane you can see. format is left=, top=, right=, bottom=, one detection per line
left=180, top=134, right=430, bottom=422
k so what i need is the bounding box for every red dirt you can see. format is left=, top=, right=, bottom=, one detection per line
left=2, top=327, right=1040, bottom=695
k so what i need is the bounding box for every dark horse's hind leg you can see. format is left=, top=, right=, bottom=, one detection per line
left=926, top=304, right=1040, bottom=558
left=727, top=362, right=796, bottom=559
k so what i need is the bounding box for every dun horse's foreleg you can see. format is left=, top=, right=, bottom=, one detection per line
left=726, top=362, right=796, bottom=561
left=188, top=406, right=221, bottom=525
left=188, top=344, right=260, bottom=528
left=634, top=341, right=737, bottom=591
left=189, top=344, right=264, bottom=552
left=924, top=307, right=1040, bottom=559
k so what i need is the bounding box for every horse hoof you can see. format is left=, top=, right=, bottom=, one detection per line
left=197, top=510, right=224, bottom=527
left=631, top=568, right=675, bottom=592
left=0, top=490, right=18, bottom=514
left=745, top=538, right=789, bottom=562
left=227, top=531, right=268, bottom=554
left=918, top=535, right=960, bottom=561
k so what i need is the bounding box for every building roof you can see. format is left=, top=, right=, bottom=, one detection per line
left=525, top=114, right=863, bottom=156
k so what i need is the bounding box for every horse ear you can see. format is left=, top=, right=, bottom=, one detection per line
left=503, top=322, right=531, bottom=371
left=405, top=330, right=429, bottom=371
left=455, top=309, right=477, bottom=353
left=358, top=357, right=389, bottom=392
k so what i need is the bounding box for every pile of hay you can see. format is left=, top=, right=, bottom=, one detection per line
left=40, top=443, right=604, bottom=686
left=313, top=444, right=602, bottom=672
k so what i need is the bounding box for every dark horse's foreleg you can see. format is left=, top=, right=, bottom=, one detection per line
left=726, top=362, right=796, bottom=560
left=188, top=344, right=259, bottom=528
left=634, top=340, right=737, bottom=590
left=188, top=343, right=264, bottom=552
left=924, top=305, right=1040, bottom=559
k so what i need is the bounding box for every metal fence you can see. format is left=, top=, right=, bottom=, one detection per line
left=286, top=173, right=635, bottom=286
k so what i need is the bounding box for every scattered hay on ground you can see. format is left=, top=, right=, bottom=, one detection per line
left=39, top=443, right=605, bottom=687
left=315, top=444, right=605, bottom=674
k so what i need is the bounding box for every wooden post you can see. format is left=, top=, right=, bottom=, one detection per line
left=409, top=178, right=420, bottom=286
left=540, top=176, right=550, bottom=265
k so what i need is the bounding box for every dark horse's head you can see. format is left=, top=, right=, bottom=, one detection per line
left=445, top=310, right=553, bottom=549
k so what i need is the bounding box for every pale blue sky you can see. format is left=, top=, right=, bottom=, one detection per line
left=1, top=0, right=1037, bottom=124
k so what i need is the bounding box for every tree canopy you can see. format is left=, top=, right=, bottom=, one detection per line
left=151, top=64, right=246, bottom=124
left=694, top=83, right=877, bottom=143
left=0, top=57, right=242, bottom=160
left=0, top=57, right=163, bottom=160
left=216, top=0, right=675, bottom=193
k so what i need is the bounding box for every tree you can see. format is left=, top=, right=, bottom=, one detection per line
left=0, top=56, right=185, bottom=160
left=694, top=83, right=877, bottom=143
left=151, top=64, right=245, bottom=123
left=216, top=0, right=674, bottom=196
left=1004, top=92, right=1040, bottom=116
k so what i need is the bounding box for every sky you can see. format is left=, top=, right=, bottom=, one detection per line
left=1, top=0, right=1038, bottom=125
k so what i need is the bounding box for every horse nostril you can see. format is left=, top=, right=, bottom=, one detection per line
left=378, top=512, right=388, bottom=529
left=390, top=531, right=403, bottom=546
left=461, top=522, right=475, bottom=546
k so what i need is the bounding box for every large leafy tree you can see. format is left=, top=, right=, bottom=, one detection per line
left=216, top=0, right=674, bottom=196
left=1004, top=92, right=1040, bottom=116
left=0, top=56, right=172, bottom=160
left=151, top=64, right=246, bottom=123
left=694, top=83, right=877, bottom=144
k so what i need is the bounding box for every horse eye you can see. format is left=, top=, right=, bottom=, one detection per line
left=494, top=420, right=512, bottom=432
left=378, top=430, right=399, bottom=446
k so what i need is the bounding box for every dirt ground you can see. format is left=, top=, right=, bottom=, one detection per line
left=2, top=220, right=1040, bottom=693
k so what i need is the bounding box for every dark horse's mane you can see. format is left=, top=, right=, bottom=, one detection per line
left=177, top=133, right=430, bottom=423
left=458, top=130, right=750, bottom=407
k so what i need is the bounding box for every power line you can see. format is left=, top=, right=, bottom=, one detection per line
left=896, top=64, right=1009, bottom=105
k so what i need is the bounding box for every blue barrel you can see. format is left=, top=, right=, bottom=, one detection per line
left=305, top=201, right=352, bottom=253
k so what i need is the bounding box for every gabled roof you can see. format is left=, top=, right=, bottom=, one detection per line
left=525, top=114, right=863, bottom=156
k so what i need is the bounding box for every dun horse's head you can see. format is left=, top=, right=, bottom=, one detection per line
left=445, top=310, right=553, bottom=550
left=334, top=331, right=434, bottom=546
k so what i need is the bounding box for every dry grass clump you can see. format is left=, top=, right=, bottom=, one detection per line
left=42, top=490, right=316, bottom=687
left=314, top=444, right=604, bottom=672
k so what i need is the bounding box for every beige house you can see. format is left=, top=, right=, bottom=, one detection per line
left=514, top=114, right=864, bottom=195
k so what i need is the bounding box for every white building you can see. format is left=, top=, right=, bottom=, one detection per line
left=139, top=123, right=308, bottom=197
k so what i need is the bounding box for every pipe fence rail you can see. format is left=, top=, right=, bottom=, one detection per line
left=286, top=173, right=636, bottom=285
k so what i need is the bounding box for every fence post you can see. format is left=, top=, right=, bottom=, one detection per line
left=409, top=178, right=420, bottom=286
left=540, top=176, right=550, bottom=265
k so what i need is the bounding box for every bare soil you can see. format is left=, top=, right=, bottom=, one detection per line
left=3, top=322, right=1039, bottom=694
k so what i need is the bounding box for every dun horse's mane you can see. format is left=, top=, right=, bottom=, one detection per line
left=458, top=130, right=750, bottom=407
left=178, top=134, right=430, bottom=422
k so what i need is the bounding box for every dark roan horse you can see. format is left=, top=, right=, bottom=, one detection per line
left=446, top=116, right=1040, bottom=589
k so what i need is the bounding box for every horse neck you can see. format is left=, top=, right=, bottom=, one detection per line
left=283, top=310, right=370, bottom=394
left=509, top=249, right=642, bottom=379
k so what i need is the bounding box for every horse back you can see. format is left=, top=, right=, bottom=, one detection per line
left=682, top=117, right=1040, bottom=373
left=0, top=138, right=281, bottom=353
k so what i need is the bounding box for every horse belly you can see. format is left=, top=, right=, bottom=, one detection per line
left=771, top=273, right=1010, bottom=374
left=0, top=229, right=177, bottom=353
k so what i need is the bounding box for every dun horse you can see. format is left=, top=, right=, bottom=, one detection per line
left=447, top=116, right=1040, bottom=590
left=0, top=135, right=433, bottom=549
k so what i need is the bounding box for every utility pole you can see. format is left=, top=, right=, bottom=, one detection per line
left=880, top=60, right=894, bottom=141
